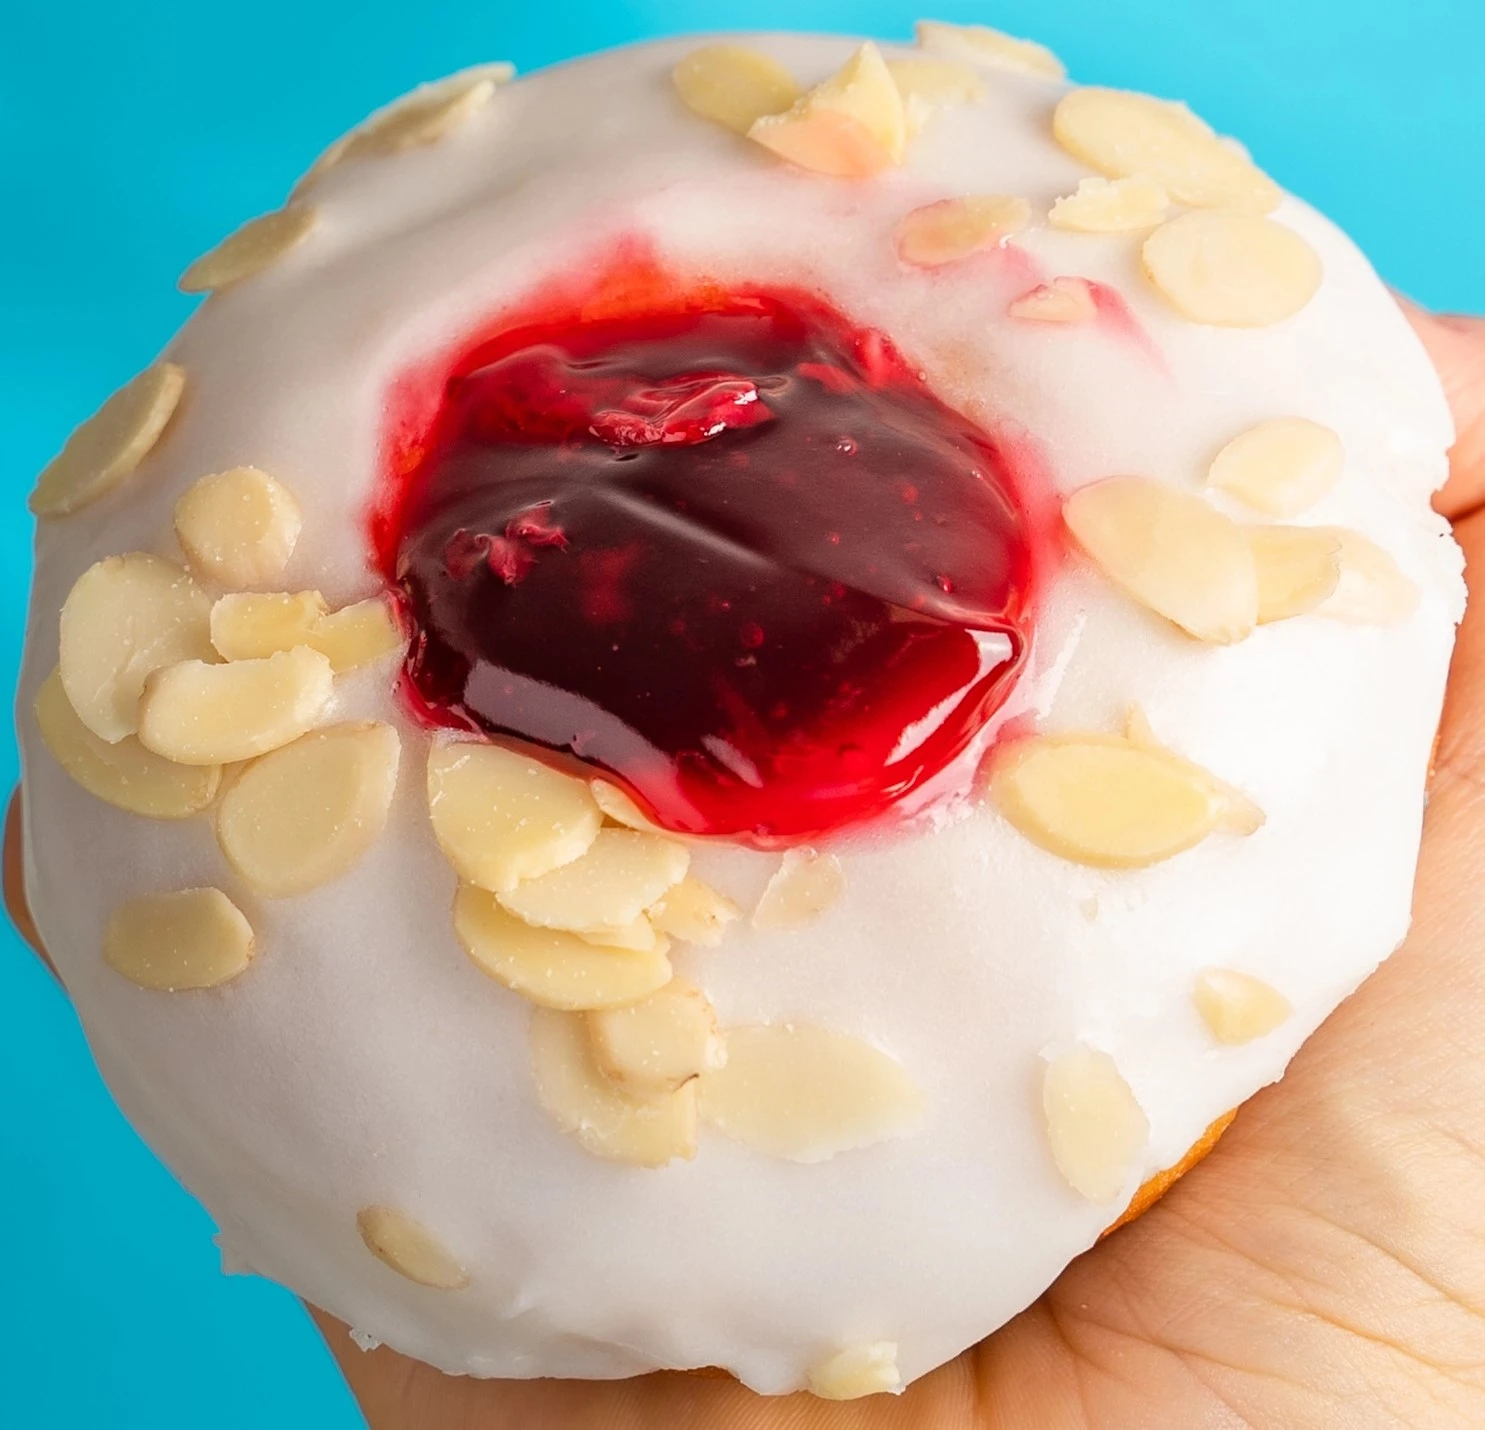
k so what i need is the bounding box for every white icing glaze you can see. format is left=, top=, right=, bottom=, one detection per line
left=17, top=32, right=1462, bottom=1395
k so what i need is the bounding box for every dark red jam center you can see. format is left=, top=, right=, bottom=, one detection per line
left=386, top=288, right=1040, bottom=843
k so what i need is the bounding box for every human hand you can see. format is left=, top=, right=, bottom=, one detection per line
left=11, top=304, right=1485, bottom=1429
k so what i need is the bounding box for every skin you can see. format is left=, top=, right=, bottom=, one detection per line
left=10, top=304, right=1485, bottom=1430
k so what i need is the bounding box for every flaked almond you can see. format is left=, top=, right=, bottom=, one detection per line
left=1043, top=1045, right=1149, bottom=1202
left=590, top=778, right=662, bottom=832
left=212, top=591, right=404, bottom=670
left=587, top=979, right=725, bottom=1098
left=649, top=874, right=740, bottom=947
left=1053, top=87, right=1280, bottom=212
left=217, top=722, right=400, bottom=897
left=575, top=916, right=662, bottom=953
left=34, top=668, right=220, bottom=819
left=1063, top=476, right=1258, bottom=643
left=309, top=597, right=406, bottom=671
left=174, top=467, right=302, bottom=586
left=1008, top=276, right=1098, bottom=324
left=748, top=42, right=906, bottom=178
left=1246, top=526, right=1342, bottom=623
left=178, top=206, right=317, bottom=293
left=498, top=828, right=689, bottom=936
left=356, top=1206, right=468, bottom=1290
left=295, top=64, right=513, bottom=192
left=989, top=725, right=1261, bottom=868
left=530, top=1006, right=698, bottom=1167
left=885, top=57, right=984, bottom=136
left=808, top=1343, right=903, bottom=1400
left=30, top=363, right=186, bottom=518
left=916, top=19, right=1065, bottom=79
left=426, top=740, right=601, bottom=894
left=137, top=646, right=334, bottom=765
left=672, top=44, right=801, bottom=134
left=1194, top=968, right=1292, bottom=1045
left=104, top=887, right=255, bottom=991
left=454, top=884, right=672, bottom=1009
left=348, top=66, right=509, bottom=158
left=1208, top=418, right=1344, bottom=516
left=59, top=553, right=215, bottom=742
left=1143, top=211, right=1322, bottom=328
left=895, top=194, right=1031, bottom=268
left=211, top=591, right=328, bottom=661
left=1314, top=528, right=1420, bottom=625
left=699, top=1024, right=923, bottom=1162
left=752, top=848, right=845, bottom=931
left=1049, top=176, right=1171, bottom=233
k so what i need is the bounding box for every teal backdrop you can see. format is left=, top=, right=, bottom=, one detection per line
left=2, top=1, right=1481, bottom=1423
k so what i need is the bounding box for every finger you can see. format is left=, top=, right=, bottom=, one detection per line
left=311, top=1307, right=983, bottom=1430
left=1398, top=298, right=1485, bottom=519
left=1014, top=505, right=1485, bottom=1425
left=4, top=792, right=57, bottom=980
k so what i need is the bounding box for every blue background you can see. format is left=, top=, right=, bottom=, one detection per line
left=2, top=0, right=1482, bottom=1423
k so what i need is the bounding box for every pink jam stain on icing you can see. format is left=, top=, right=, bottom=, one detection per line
left=377, top=245, right=1056, bottom=844
left=1084, top=279, right=1167, bottom=372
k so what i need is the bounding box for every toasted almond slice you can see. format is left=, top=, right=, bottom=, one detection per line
left=137, top=646, right=334, bottom=765
left=700, top=1024, right=923, bottom=1162
left=1043, top=1045, right=1149, bottom=1202
left=1063, top=476, right=1258, bottom=643
left=348, top=67, right=508, bottom=157
left=1123, top=706, right=1265, bottom=837
left=590, top=778, right=662, bottom=832
left=587, top=979, right=725, bottom=1098
left=575, top=915, right=661, bottom=953
left=808, top=1343, right=903, bottom=1400
left=104, top=887, right=255, bottom=991
left=672, top=44, right=801, bottom=134
left=988, top=729, right=1260, bottom=868
left=31, top=363, right=186, bottom=518
left=886, top=57, right=984, bottom=136
left=1194, top=968, right=1293, bottom=1045
left=1313, top=528, right=1420, bottom=625
left=1143, top=211, right=1322, bottom=328
left=174, top=467, right=302, bottom=586
left=178, top=206, right=317, bottom=293
left=916, top=18, right=1065, bottom=79
left=34, top=668, right=220, bottom=819
left=294, top=64, right=513, bottom=193
left=1246, top=526, right=1342, bottom=623
left=211, top=591, right=328, bottom=661
left=1049, top=175, right=1171, bottom=233
left=748, top=42, right=906, bottom=177
left=289, top=134, right=352, bottom=199
left=59, top=553, right=215, bottom=743
left=1053, top=88, right=1280, bottom=212
left=649, top=874, right=740, bottom=947
left=895, top=195, right=1031, bottom=268
left=210, top=591, right=403, bottom=670
left=356, top=1206, right=468, bottom=1290
left=427, top=741, right=601, bottom=894
left=530, top=1007, right=698, bottom=1166
left=309, top=597, right=406, bottom=671
left=1208, top=418, right=1344, bottom=516
left=217, top=723, right=400, bottom=897
left=497, top=828, right=690, bottom=935
left=1008, top=276, right=1098, bottom=324
left=455, top=884, right=672, bottom=1009
left=752, top=848, right=845, bottom=931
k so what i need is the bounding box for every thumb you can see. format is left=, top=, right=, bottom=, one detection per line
left=1398, top=298, right=1485, bottom=518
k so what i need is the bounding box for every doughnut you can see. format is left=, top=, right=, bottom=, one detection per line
left=16, top=24, right=1464, bottom=1399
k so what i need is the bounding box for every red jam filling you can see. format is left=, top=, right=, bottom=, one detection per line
left=383, top=287, right=1043, bottom=843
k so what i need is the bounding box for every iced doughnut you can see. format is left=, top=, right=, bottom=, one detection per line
left=16, top=24, right=1464, bottom=1399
